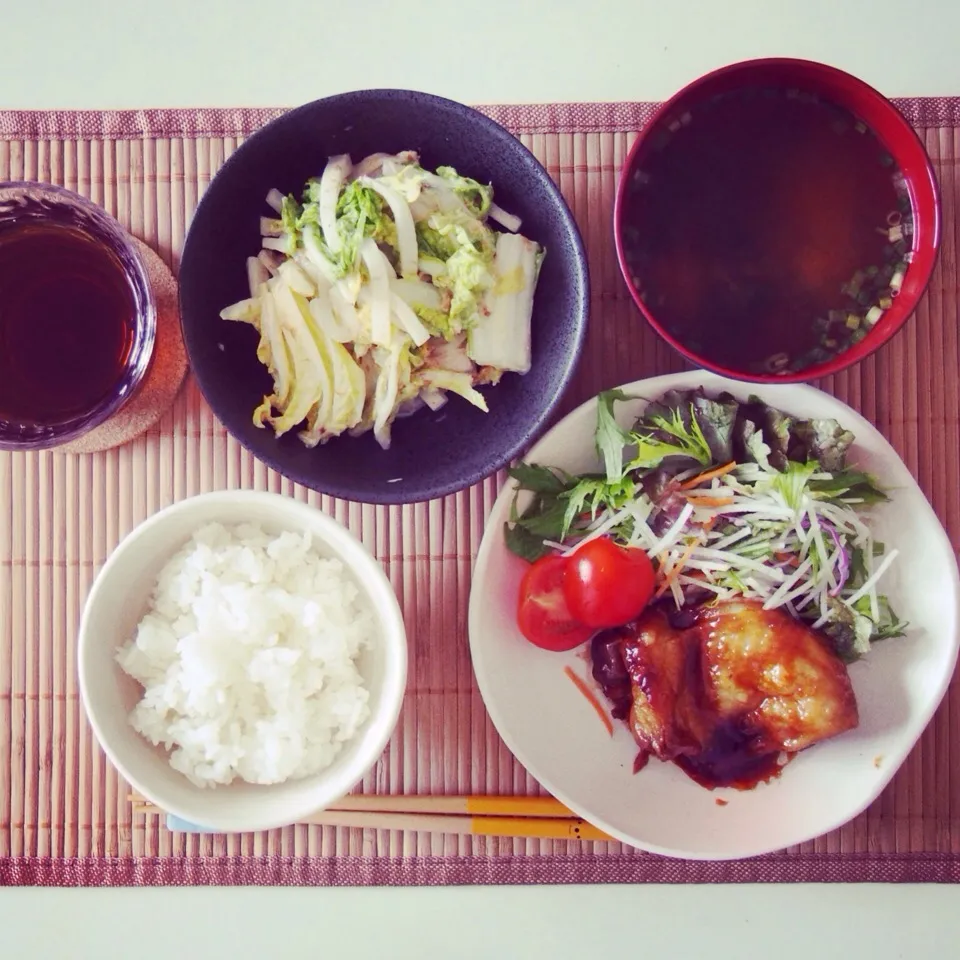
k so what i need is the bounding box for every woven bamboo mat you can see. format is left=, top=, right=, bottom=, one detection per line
left=1, top=100, right=959, bottom=887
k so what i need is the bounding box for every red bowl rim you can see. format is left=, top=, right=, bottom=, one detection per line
left=613, top=57, right=942, bottom=384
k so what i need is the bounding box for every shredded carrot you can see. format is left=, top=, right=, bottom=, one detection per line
left=683, top=494, right=734, bottom=508
left=564, top=666, right=614, bottom=737
left=680, top=461, right=737, bottom=490
left=701, top=517, right=717, bottom=532
left=654, top=538, right=700, bottom=599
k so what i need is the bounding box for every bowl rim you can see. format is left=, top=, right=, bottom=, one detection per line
left=177, top=88, right=590, bottom=505
left=76, top=489, right=408, bottom=833
left=0, top=179, right=157, bottom=449
left=612, top=57, right=942, bottom=384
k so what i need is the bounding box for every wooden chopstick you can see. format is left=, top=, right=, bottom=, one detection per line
left=128, top=792, right=575, bottom=818
left=131, top=802, right=613, bottom=842
left=128, top=793, right=614, bottom=842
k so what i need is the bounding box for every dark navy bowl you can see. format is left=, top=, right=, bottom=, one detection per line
left=179, top=89, right=588, bottom=504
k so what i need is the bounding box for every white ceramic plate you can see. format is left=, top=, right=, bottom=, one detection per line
left=468, top=371, right=960, bottom=860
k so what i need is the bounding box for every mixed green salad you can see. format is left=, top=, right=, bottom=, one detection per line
left=506, top=388, right=905, bottom=662
left=221, top=150, right=543, bottom=449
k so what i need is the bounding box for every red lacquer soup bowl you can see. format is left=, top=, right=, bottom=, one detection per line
left=614, top=58, right=940, bottom=383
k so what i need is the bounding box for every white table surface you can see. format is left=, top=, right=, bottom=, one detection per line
left=4, top=1, right=960, bottom=956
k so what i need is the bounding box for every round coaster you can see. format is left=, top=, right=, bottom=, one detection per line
left=58, top=237, right=189, bottom=455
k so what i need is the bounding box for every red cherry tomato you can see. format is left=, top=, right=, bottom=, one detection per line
left=562, top=538, right=655, bottom=629
left=517, top=554, right=596, bottom=651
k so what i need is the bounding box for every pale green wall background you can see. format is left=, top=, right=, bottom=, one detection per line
left=4, top=0, right=960, bottom=107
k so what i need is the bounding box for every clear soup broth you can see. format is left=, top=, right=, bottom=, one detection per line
left=622, top=87, right=914, bottom=375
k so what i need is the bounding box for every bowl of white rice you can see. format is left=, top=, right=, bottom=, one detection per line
left=77, top=490, right=406, bottom=833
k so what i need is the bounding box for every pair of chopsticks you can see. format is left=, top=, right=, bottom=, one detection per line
left=129, top=792, right=614, bottom=842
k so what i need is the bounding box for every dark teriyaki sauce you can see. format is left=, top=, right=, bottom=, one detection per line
left=590, top=606, right=788, bottom=791
left=590, top=627, right=635, bottom=721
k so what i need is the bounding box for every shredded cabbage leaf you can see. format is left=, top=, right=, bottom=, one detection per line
left=221, top=151, right=543, bottom=451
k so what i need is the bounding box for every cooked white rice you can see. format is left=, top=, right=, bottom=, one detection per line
left=116, top=522, right=374, bottom=788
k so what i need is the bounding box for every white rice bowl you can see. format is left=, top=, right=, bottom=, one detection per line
left=116, top=522, right=375, bottom=788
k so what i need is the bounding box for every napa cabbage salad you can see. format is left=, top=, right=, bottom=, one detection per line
left=221, top=151, right=544, bottom=449
left=505, top=388, right=906, bottom=662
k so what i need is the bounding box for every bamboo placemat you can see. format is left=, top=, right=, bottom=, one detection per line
left=1, top=100, right=959, bottom=887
